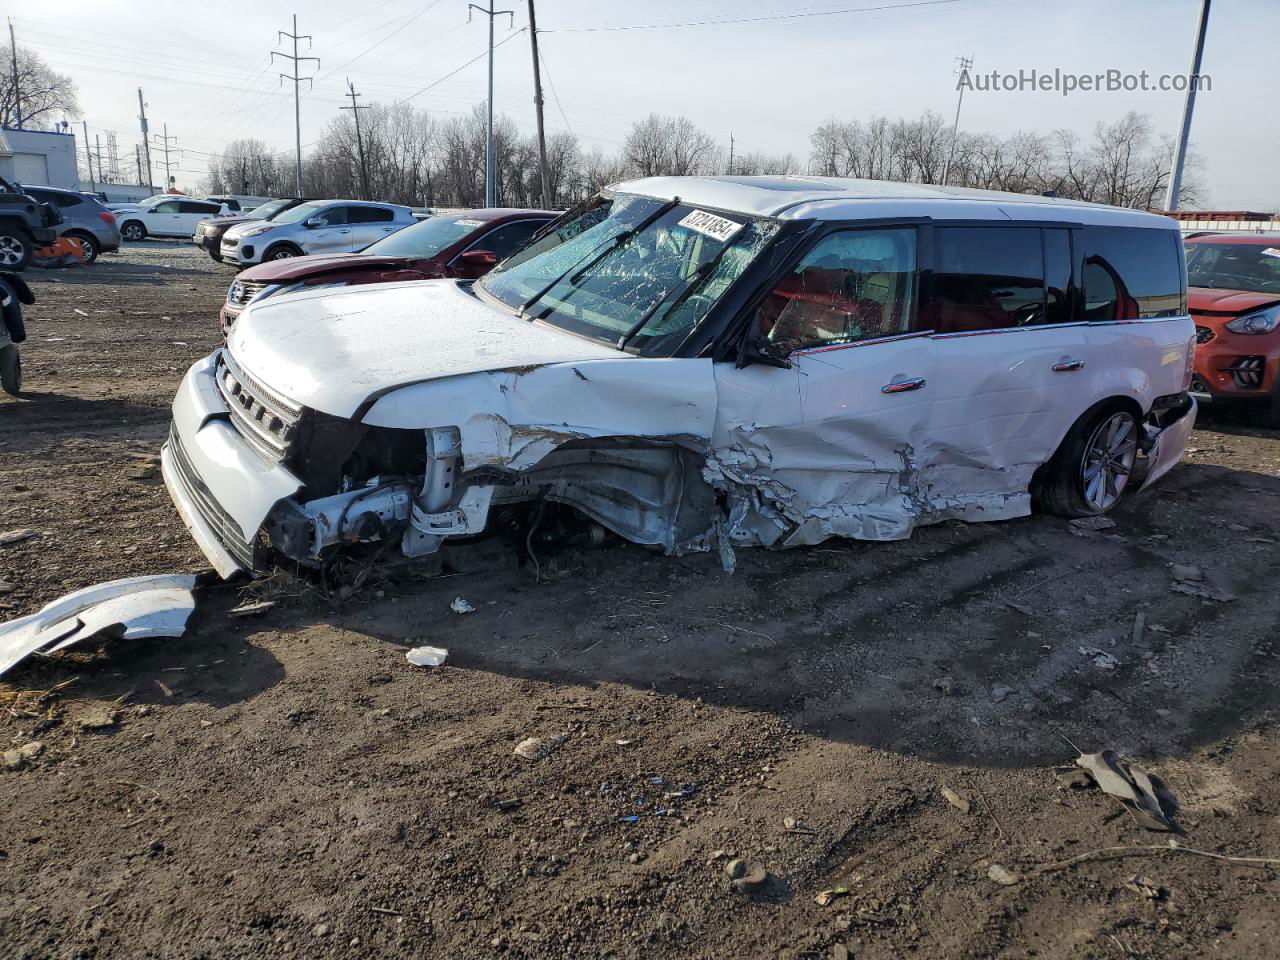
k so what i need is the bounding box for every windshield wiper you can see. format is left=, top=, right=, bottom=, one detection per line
left=616, top=242, right=734, bottom=350
left=517, top=197, right=680, bottom=319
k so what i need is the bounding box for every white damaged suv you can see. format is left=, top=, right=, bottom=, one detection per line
left=162, top=176, right=1197, bottom=579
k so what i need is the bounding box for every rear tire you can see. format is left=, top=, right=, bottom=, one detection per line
left=0, top=344, right=21, bottom=395
left=67, top=231, right=100, bottom=264
left=209, top=249, right=224, bottom=262
left=1036, top=402, right=1141, bottom=518
left=0, top=229, right=33, bottom=271
left=121, top=221, right=146, bottom=241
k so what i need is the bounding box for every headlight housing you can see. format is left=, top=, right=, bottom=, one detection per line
left=1225, top=305, right=1280, bottom=335
left=238, top=224, right=274, bottom=239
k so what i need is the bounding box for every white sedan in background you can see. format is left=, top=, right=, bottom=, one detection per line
left=219, top=200, right=416, bottom=266
left=117, top=197, right=230, bottom=240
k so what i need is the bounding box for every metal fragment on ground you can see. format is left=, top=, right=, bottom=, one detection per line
left=0, top=574, right=198, bottom=679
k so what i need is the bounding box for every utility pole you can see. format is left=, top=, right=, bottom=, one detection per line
left=94, top=134, right=104, bottom=183
left=153, top=123, right=178, bottom=190
left=526, top=0, right=550, bottom=208
left=8, top=19, right=21, bottom=129
left=135, top=144, right=143, bottom=186
left=941, top=54, right=973, bottom=187
left=273, top=15, right=319, bottom=198
left=468, top=1, right=514, bottom=207
left=727, top=133, right=734, bottom=176
left=1165, top=0, right=1211, bottom=211
left=340, top=78, right=371, bottom=201
left=137, top=88, right=153, bottom=191
left=81, top=120, right=95, bottom=193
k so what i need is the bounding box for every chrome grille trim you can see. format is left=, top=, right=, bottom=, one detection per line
left=226, top=279, right=271, bottom=307
left=167, top=426, right=256, bottom=570
left=216, top=351, right=303, bottom=463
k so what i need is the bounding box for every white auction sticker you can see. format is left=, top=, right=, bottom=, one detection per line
left=677, top=209, right=742, bottom=243
left=1261, top=247, right=1280, bottom=259
left=455, top=218, right=484, bottom=227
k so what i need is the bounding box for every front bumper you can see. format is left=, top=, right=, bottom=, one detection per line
left=194, top=233, right=223, bottom=255
left=161, top=353, right=303, bottom=578
left=1192, top=325, right=1280, bottom=401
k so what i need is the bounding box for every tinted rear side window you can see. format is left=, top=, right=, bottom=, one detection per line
left=179, top=201, right=218, bottom=214
left=474, top=220, right=545, bottom=260
left=1082, top=226, right=1185, bottom=321
left=349, top=206, right=394, bottom=223
left=927, top=227, right=1045, bottom=332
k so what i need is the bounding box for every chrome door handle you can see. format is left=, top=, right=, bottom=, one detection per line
left=882, top=377, right=927, bottom=394
left=1052, top=359, right=1085, bottom=372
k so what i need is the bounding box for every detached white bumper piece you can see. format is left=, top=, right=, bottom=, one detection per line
left=0, top=574, right=197, bottom=679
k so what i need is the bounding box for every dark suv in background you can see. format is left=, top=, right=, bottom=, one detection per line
left=193, top=198, right=311, bottom=263
left=0, top=176, right=60, bottom=270
left=21, top=185, right=121, bottom=264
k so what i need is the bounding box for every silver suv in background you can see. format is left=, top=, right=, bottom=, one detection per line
left=219, top=200, right=416, bottom=266
left=20, top=185, right=122, bottom=264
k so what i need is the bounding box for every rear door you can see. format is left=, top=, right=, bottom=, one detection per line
left=299, top=205, right=352, bottom=253
left=178, top=201, right=221, bottom=237
left=347, top=205, right=399, bottom=250
left=919, top=224, right=1092, bottom=508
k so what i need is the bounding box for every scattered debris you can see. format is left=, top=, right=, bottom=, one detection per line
left=987, top=863, right=1021, bottom=886
left=1121, top=874, right=1164, bottom=900
left=1170, top=581, right=1235, bottom=603
left=494, top=796, right=522, bottom=811
left=933, top=676, right=958, bottom=696
left=1004, top=600, right=1034, bottom=616
left=1032, top=841, right=1280, bottom=875
left=1074, top=749, right=1176, bottom=831
left=941, top=785, right=972, bottom=814
left=75, top=705, right=118, bottom=730
left=1079, top=648, right=1119, bottom=670
left=783, top=816, right=816, bottom=834
left=450, top=597, right=476, bottom=615
left=0, top=528, right=38, bottom=546
left=990, top=684, right=1014, bottom=704
left=725, top=858, right=769, bottom=893
left=814, top=886, right=851, bottom=907
left=0, top=574, right=198, bottom=679
left=3, top=740, right=43, bottom=769
left=228, top=600, right=277, bottom=618
left=1070, top=516, right=1117, bottom=532
left=1171, top=563, right=1204, bottom=582
left=513, top=731, right=570, bottom=762
left=1055, top=767, right=1094, bottom=789
left=405, top=645, right=449, bottom=667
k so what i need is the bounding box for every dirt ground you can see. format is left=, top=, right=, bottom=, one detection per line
left=1, top=243, right=1279, bottom=960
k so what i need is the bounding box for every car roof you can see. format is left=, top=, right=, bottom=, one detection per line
left=444, top=207, right=555, bottom=221
left=311, top=198, right=414, bottom=211
left=1184, top=232, right=1280, bottom=244
left=611, top=175, right=1177, bottom=229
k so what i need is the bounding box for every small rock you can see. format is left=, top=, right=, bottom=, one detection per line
left=990, top=684, right=1014, bottom=703
left=933, top=676, right=958, bottom=696
left=1070, top=516, right=1117, bottom=531
left=312, top=923, right=330, bottom=938
left=727, top=858, right=769, bottom=893
left=0, top=580, right=14, bottom=594
left=833, top=946, right=850, bottom=960
left=724, top=858, right=748, bottom=880
left=627, top=852, right=644, bottom=864
left=199, top=720, right=214, bottom=728
left=1172, top=563, right=1204, bottom=582
left=77, top=706, right=117, bottom=730
left=988, top=863, right=1021, bottom=886
left=940, top=785, right=971, bottom=814
left=3, top=741, right=43, bottom=770
left=450, top=596, right=476, bottom=615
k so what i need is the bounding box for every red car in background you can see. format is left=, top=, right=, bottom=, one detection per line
left=219, top=207, right=556, bottom=335
left=1185, top=234, right=1280, bottom=425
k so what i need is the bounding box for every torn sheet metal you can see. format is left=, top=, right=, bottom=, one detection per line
left=0, top=575, right=197, bottom=678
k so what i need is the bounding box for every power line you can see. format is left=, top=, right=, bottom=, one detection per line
left=543, top=0, right=973, bottom=32
left=340, top=78, right=372, bottom=201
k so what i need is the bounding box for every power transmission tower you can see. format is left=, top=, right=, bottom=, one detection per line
left=727, top=133, right=734, bottom=176
left=526, top=0, right=550, bottom=208
left=153, top=123, right=179, bottom=190
left=940, top=54, right=973, bottom=187
left=137, top=88, right=153, bottom=191
left=106, top=131, right=120, bottom=182
left=94, top=134, right=105, bottom=184
left=8, top=19, right=21, bottom=129
left=273, top=15, right=319, bottom=198
left=468, top=1, right=514, bottom=207
left=340, top=78, right=371, bottom=201
left=1165, top=0, right=1211, bottom=211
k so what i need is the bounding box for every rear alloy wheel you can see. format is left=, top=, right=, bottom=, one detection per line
left=0, top=344, right=21, bottom=395
left=1036, top=404, right=1141, bottom=518
left=68, top=231, right=100, bottom=264
left=121, top=221, right=146, bottom=241
left=0, top=231, right=33, bottom=270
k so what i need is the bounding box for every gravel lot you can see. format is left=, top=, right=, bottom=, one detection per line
left=2, top=242, right=1279, bottom=959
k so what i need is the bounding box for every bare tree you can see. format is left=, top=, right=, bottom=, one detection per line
left=0, top=44, right=79, bottom=128
left=623, top=114, right=717, bottom=177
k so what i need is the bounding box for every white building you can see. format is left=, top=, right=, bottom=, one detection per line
left=0, top=127, right=79, bottom=188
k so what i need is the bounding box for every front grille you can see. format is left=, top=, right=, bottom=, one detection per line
left=168, top=425, right=256, bottom=571
left=1195, top=325, right=1215, bottom=345
left=216, top=351, right=303, bottom=462
left=227, top=279, right=270, bottom=307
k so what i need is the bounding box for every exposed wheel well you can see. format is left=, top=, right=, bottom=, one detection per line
left=263, top=241, right=303, bottom=259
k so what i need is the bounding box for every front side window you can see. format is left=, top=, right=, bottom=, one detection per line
left=311, top=207, right=350, bottom=227
left=1185, top=242, right=1280, bottom=296
left=928, top=227, right=1045, bottom=332
left=480, top=194, right=779, bottom=356
left=364, top=215, right=487, bottom=257
left=154, top=200, right=180, bottom=213
left=1082, top=226, right=1185, bottom=321
left=760, top=228, right=917, bottom=351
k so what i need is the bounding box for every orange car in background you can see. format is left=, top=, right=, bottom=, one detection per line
left=1185, top=233, right=1280, bottom=425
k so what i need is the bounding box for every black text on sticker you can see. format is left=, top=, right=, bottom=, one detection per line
left=678, top=210, right=742, bottom=243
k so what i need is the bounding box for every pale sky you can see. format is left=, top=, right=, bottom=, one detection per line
left=7, top=0, right=1275, bottom=209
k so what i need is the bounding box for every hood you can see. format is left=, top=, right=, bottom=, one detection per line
left=225, top=279, right=626, bottom=419
left=235, top=251, right=419, bottom=283
left=200, top=214, right=253, bottom=228
left=1188, top=287, right=1280, bottom=316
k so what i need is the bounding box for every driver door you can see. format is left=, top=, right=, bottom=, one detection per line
left=146, top=199, right=183, bottom=236
left=300, top=206, right=352, bottom=254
